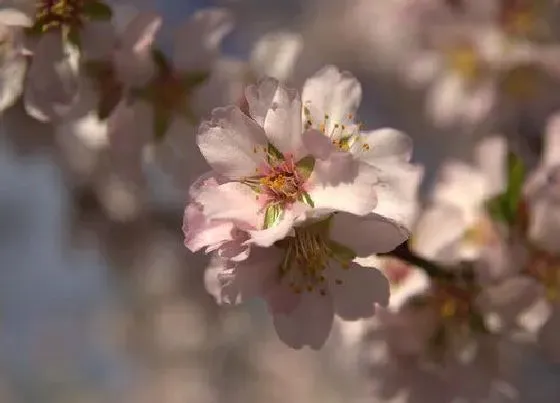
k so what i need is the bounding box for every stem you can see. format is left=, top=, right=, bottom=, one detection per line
left=379, top=242, right=454, bottom=280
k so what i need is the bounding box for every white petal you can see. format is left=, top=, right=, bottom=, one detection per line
left=273, top=291, right=334, bottom=349
left=183, top=203, right=235, bottom=253
left=473, top=135, right=507, bottom=197
left=330, top=212, right=409, bottom=256
left=197, top=106, right=267, bottom=178
left=219, top=246, right=283, bottom=305
left=412, top=204, right=469, bottom=263
left=173, top=8, right=234, bottom=72
left=528, top=197, right=560, bottom=253
left=544, top=113, right=560, bottom=167
left=245, top=77, right=304, bottom=159
left=0, top=8, right=33, bottom=27
left=0, top=50, right=25, bottom=112
left=426, top=73, right=464, bottom=128
left=329, top=262, right=390, bottom=320
left=250, top=31, right=303, bottom=81
left=403, top=51, right=442, bottom=88
left=24, top=33, right=79, bottom=121
left=308, top=155, right=378, bottom=216
left=355, top=128, right=413, bottom=163
left=301, top=65, right=362, bottom=127
left=195, top=181, right=261, bottom=228
left=247, top=207, right=299, bottom=247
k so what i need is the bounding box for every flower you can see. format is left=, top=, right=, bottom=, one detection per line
left=195, top=75, right=393, bottom=245
left=300, top=65, right=422, bottom=227
left=204, top=212, right=406, bottom=349
left=0, top=21, right=27, bottom=114
left=412, top=136, right=507, bottom=265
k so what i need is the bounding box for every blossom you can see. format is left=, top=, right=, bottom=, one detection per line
left=204, top=212, right=406, bottom=349
left=0, top=20, right=27, bottom=114
left=195, top=74, right=400, bottom=246
left=412, top=136, right=507, bottom=265
left=300, top=65, right=422, bottom=227
left=0, top=0, right=133, bottom=121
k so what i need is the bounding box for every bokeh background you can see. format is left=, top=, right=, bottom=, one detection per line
left=2, top=1, right=560, bottom=402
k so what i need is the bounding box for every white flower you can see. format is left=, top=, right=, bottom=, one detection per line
left=412, top=136, right=507, bottom=265
left=300, top=65, right=423, bottom=227
left=0, top=20, right=26, bottom=114
left=204, top=212, right=404, bottom=349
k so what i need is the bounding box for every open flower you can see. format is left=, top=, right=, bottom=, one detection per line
left=412, top=136, right=507, bottom=265
left=195, top=76, right=390, bottom=246
left=300, top=65, right=422, bottom=226
left=204, top=212, right=406, bottom=349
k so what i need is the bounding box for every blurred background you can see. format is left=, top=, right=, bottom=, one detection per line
left=2, top=0, right=560, bottom=402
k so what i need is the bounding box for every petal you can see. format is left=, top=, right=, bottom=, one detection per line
left=412, top=204, right=469, bottom=263
left=114, top=11, right=161, bottom=87
left=371, top=162, right=423, bottom=228
left=272, top=291, right=334, bottom=349
left=173, top=8, right=234, bottom=72
left=426, top=73, right=464, bottom=128
left=197, top=106, right=268, bottom=178
left=80, top=20, right=117, bottom=60
left=0, top=8, right=33, bottom=26
left=538, top=307, right=560, bottom=363
left=182, top=203, right=235, bottom=253
left=354, top=128, right=413, bottom=164
left=473, top=135, right=507, bottom=197
left=328, top=262, right=390, bottom=320
left=24, top=33, right=80, bottom=121
left=245, top=77, right=304, bottom=159
left=0, top=50, right=25, bottom=113
left=528, top=197, right=560, bottom=254
left=249, top=31, right=303, bottom=81
left=195, top=181, right=261, bottom=228
left=330, top=212, right=409, bottom=256
left=217, top=246, right=283, bottom=305
left=308, top=156, right=378, bottom=216
left=544, top=113, right=560, bottom=167
left=247, top=207, right=298, bottom=247
left=301, top=65, right=362, bottom=127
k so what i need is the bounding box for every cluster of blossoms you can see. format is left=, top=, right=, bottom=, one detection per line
left=183, top=65, right=421, bottom=348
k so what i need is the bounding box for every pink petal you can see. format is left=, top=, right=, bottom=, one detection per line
left=173, top=8, right=234, bottom=72
left=195, top=181, right=261, bottom=228
left=183, top=203, right=235, bottom=253
left=197, top=106, right=268, bottom=178
left=245, top=77, right=305, bottom=159
left=273, top=291, right=334, bottom=349
left=308, top=156, right=378, bottom=216
left=328, top=262, right=390, bottom=320
left=330, top=212, right=409, bottom=255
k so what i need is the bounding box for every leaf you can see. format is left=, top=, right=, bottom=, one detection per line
left=83, top=1, right=113, bottom=20
left=266, top=142, right=284, bottom=163
left=299, top=191, right=314, bottom=208
left=329, top=240, right=357, bottom=264
left=296, top=155, right=315, bottom=180
left=263, top=204, right=282, bottom=229
left=485, top=151, right=526, bottom=225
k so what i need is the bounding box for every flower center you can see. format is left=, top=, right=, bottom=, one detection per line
left=432, top=281, right=475, bottom=322
left=462, top=217, right=499, bottom=248
left=303, top=104, right=370, bottom=153
left=446, top=44, right=480, bottom=81
left=500, top=0, right=544, bottom=37
left=382, top=258, right=413, bottom=288
left=34, top=0, right=85, bottom=32
left=276, top=216, right=356, bottom=295
left=258, top=159, right=304, bottom=206
left=525, top=252, right=560, bottom=302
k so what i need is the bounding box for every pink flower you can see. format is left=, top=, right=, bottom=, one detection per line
left=204, top=212, right=406, bottom=349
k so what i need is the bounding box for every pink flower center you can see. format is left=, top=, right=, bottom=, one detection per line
left=257, top=158, right=305, bottom=207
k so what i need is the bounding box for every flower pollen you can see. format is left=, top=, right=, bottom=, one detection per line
left=525, top=252, right=560, bottom=302
left=303, top=103, right=370, bottom=153
left=34, top=0, right=86, bottom=32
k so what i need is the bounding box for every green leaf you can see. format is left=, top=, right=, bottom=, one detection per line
left=266, top=142, right=284, bottom=163
left=329, top=240, right=357, bottom=264
left=83, top=1, right=113, bottom=20
left=485, top=151, right=526, bottom=225
left=299, top=191, right=314, bottom=208
left=296, top=155, right=315, bottom=180
left=263, top=204, right=282, bottom=229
